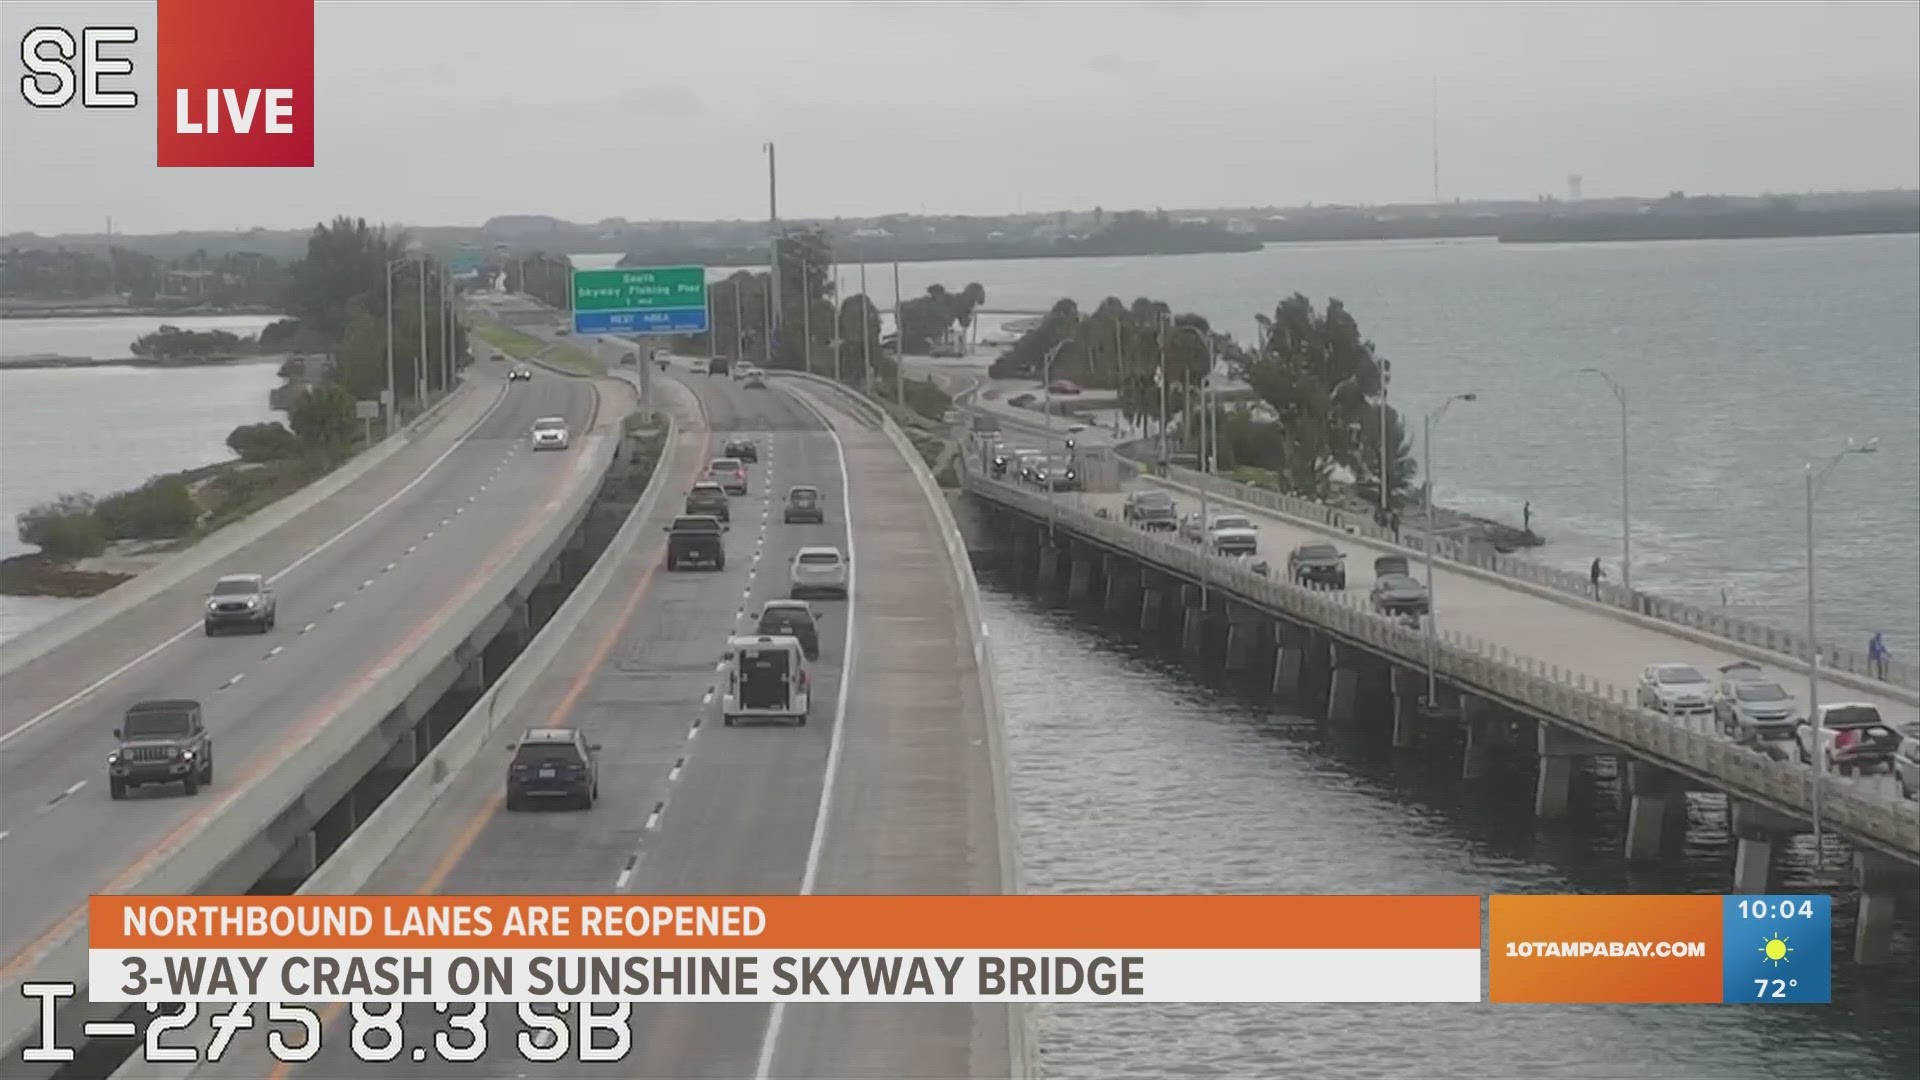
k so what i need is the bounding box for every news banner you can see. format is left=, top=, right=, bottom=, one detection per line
left=19, top=894, right=1831, bottom=1065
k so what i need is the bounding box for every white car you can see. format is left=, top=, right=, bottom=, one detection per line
left=788, top=546, right=848, bottom=599
left=508, top=366, right=532, bottom=382
left=1795, top=703, right=1900, bottom=776
left=1637, top=663, right=1712, bottom=715
left=1207, top=514, right=1258, bottom=556
left=531, top=417, right=570, bottom=451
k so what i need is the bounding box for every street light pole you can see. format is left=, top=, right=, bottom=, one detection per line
left=384, top=259, right=398, bottom=437
left=416, top=260, right=427, bottom=406
left=892, top=260, right=904, bottom=407
left=1042, top=336, right=1076, bottom=539
left=1173, top=325, right=1217, bottom=605
left=1423, top=392, right=1478, bottom=703
left=859, top=261, right=872, bottom=396
left=1579, top=367, right=1631, bottom=591
left=1379, top=358, right=1392, bottom=516
left=1156, top=314, right=1169, bottom=467
left=1806, top=436, right=1878, bottom=858
left=800, top=259, right=813, bottom=376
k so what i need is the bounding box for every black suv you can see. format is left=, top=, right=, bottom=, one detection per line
left=665, top=515, right=726, bottom=570
left=783, top=485, right=824, bottom=524
left=756, top=600, right=821, bottom=660
left=205, top=573, right=276, bottom=634
left=1286, top=543, right=1347, bottom=589
left=505, top=727, right=600, bottom=810
left=723, top=438, right=758, bottom=463
left=686, top=482, right=730, bottom=523
left=109, top=699, right=212, bottom=799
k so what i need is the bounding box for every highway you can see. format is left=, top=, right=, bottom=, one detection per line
left=0, top=362, right=605, bottom=981
left=189, top=363, right=1016, bottom=1079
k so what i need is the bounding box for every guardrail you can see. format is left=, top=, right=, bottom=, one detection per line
left=962, top=462, right=1920, bottom=866
left=773, top=370, right=1033, bottom=1080
left=0, top=380, right=486, bottom=677
left=962, top=397, right=1917, bottom=698
left=0, top=411, right=625, bottom=1070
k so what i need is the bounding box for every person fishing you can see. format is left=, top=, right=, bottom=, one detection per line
left=1868, top=632, right=1890, bottom=680
left=1590, top=557, right=1605, bottom=599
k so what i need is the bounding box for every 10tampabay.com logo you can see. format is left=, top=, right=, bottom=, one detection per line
left=16, top=0, right=313, bottom=167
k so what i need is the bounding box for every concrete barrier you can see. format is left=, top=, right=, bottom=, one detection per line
left=776, top=371, right=1033, bottom=1080
left=1, top=399, right=623, bottom=1072
left=0, top=380, right=486, bottom=677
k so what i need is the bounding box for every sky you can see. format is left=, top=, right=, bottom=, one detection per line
left=3, top=1, right=1917, bottom=235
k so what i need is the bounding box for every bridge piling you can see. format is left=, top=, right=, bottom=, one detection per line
left=1852, top=852, right=1913, bottom=964
left=1729, top=800, right=1801, bottom=893
left=1103, top=557, right=1141, bottom=618
left=1326, top=642, right=1366, bottom=724
left=1625, top=763, right=1689, bottom=861
left=1067, top=546, right=1097, bottom=601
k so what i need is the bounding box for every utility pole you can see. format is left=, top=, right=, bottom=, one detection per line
left=384, top=261, right=397, bottom=436
left=892, top=260, right=904, bottom=406
left=732, top=279, right=744, bottom=363
left=859, top=261, right=873, bottom=395
left=800, top=259, right=813, bottom=375
left=765, top=141, right=780, bottom=360
left=1431, top=75, right=1441, bottom=205
left=417, top=261, right=427, bottom=405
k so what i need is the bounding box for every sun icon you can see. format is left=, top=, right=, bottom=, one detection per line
left=1759, top=933, right=1793, bottom=967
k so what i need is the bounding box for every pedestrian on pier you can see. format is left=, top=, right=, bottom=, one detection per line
left=1868, top=632, right=1890, bottom=680
left=1389, top=511, right=1401, bottom=545
left=1523, top=501, right=1532, bottom=537
left=1589, top=557, right=1605, bottom=599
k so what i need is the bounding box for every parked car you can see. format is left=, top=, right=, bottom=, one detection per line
left=1795, top=703, right=1901, bottom=776
left=108, top=699, right=212, bottom=800
left=1287, top=544, right=1347, bottom=589
left=531, top=416, right=570, bottom=451
left=685, top=482, right=731, bottom=523
left=756, top=599, right=822, bottom=660
left=1894, top=723, right=1920, bottom=800
left=505, top=727, right=599, bottom=810
left=783, top=485, right=825, bottom=524
left=1207, top=514, right=1258, bottom=556
left=789, top=546, right=849, bottom=599
left=1636, top=663, right=1713, bottom=715
left=1370, top=573, right=1430, bottom=617
left=1123, top=491, right=1179, bottom=531
left=708, top=457, right=748, bottom=495
left=1710, top=661, right=1799, bottom=741
left=204, top=573, right=276, bottom=635
left=723, top=438, right=758, bottom=463
left=1047, top=379, right=1082, bottom=395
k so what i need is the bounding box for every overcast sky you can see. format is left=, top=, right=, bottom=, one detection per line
left=4, top=1, right=1917, bottom=235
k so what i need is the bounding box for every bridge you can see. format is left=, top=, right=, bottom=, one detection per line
left=0, top=324, right=1025, bottom=1076
left=957, top=407, right=1920, bottom=963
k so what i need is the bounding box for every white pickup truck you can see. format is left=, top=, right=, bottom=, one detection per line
left=1794, top=703, right=1901, bottom=777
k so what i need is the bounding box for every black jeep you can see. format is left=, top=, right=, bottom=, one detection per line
left=665, top=515, right=726, bottom=571
left=109, top=699, right=212, bottom=799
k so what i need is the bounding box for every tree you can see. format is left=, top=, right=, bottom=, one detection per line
left=226, top=421, right=299, bottom=462
left=290, top=382, right=358, bottom=451
left=285, top=217, right=398, bottom=343
left=16, top=494, right=105, bottom=560
left=94, top=477, right=197, bottom=540
left=1233, top=294, right=1388, bottom=500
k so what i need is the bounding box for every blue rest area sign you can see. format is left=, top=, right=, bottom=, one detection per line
left=572, top=266, right=709, bottom=337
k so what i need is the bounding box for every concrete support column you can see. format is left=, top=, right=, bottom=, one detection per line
left=1181, top=605, right=1207, bottom=656
left=456, top=649, right=485, bottom=692
left=1102, top=559, right=1140, bottom=617
left=1139, top=586, right=1166, bottom=631
left=529, top=583, right=568, bottom=628
left=377, top=727, right=420, bottom=774
left=262, top=831, right=318, bottom=888
left=1534, top=757, right=1574, bottom=820
left=1222, top=610, right=1265, bottom=675
left=1853, top=852, right=1912, bottom=964
left=1390, top=669, right=1443, bottom=749
left=1326, top=656, right=1362, bottom=723
left=1271, top=646, right=1305, bottom=698
left=1624, top=763, right=1687, bottom=862
left=1460, top=696, right=1513, bottom=780
left=1728, top=800, right=1800, bottom=894
left=1035, top=542, right=1063, bottom=590
left=1067, top=552, right=1095, bottom=601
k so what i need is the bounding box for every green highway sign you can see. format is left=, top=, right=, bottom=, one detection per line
left=571, top=266, right=709, bottom=335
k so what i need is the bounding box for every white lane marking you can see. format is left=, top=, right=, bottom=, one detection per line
left=644, top=806, right=662, bottom=830
left=455, top=506, right=465, bottom=514
left=221, top=673, right=245, bottom=689
left=265, top=645, right=285, bottom=659
left=614, top=866, right=634, bottom=890
left=669, top=758, right=685, bottom=782
left=383, top=563, right=396, bottom=574
left=406, top=545, right=417, bottom=555
left=0, top=831, right=9, bottom=842
left=52, top=780, right=87, bottom=803
left=359, top=579, right=374, bottom=590
left=330, top=601, right=345, bottom=612
left=441, top=518, right=450, bottom=527
left=301, top=622, right=316, bottom=635
left=754, top=396, right=859, bottom=1080
left=0, top=387, right=516, bottom=747
left=687, top=723, right=699, bottom=740
left=425, top=531, right=435, bottom=540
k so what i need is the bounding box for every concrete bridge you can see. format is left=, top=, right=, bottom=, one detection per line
left=958, top=457, right=1920, bottom=963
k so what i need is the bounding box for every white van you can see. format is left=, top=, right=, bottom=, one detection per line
left=720, top=634, right=811, bottom=726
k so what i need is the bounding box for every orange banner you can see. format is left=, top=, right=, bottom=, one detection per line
left=91, top=895, right=1481, bottom=951
left=1489, top=894, right=1721, bottom=1003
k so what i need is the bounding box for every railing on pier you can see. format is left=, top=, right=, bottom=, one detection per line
left=961, top=461, right=1920, bottom=865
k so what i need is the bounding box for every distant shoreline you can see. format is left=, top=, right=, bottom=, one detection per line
left=0, top=303, right=282, bottom=321
left=0, top=354, right=280, bottom=370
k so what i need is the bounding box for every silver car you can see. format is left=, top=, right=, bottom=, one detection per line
left=1710, top=662, right=1799, bottom=741
left=531, top=416, right=570, bottom=451
left=1638, top=663, right=1712, bottom=715
left=1894, top=723, right=1919, bottom=800
left=789, top=546, right=849, bottom=599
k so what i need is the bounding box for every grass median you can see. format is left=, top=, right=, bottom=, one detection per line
left=469, top=322, right=603, bottom=376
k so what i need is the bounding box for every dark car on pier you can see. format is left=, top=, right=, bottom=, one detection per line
left=1370, top=573, right=1430, bottom=617
left=1123, top=491, right=1179, bottom=531
left=1287, top=543, right=1347, bottom=589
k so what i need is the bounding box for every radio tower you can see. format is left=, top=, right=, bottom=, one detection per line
left=1430, top=76, right=1441, bottom=205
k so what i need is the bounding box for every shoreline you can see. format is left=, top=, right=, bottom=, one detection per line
left=0, top=304, right=282, bottom=320
left=0, top=353, right=281, bottom=370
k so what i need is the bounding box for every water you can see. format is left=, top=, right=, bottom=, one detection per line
left=888, top=235, right=1920, bottom=659
left=0, top=313, right=280, bottom=361
left=985, top=582, right=1919, bottom=1079
left=0, top=314, right=287, bottom=642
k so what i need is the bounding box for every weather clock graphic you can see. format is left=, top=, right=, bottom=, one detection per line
left=1721, top=895, right=1832, bottom=1003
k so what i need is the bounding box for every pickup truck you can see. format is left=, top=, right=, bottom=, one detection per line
left=664, top=515, right=726, bottom=571
left=1795, top=703, right=1901, bottom=777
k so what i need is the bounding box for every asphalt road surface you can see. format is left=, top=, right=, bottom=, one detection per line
left=0, top=364, right=602, bottom=980
left=189, top=367, right=1015, bottom=1079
